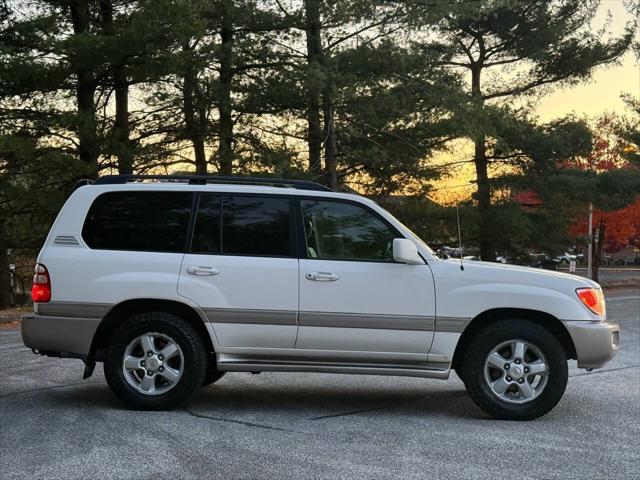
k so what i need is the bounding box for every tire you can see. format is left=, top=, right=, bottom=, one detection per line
left=459, top=318, right=568, bottom=420
left=104, top=312, right=207, bottom=410
left=203, top=368, right=226, bottom=387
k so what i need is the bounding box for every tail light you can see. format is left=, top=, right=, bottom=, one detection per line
left=576, top=287, right=605, bottom=316
left=31, top=264, right=51, bottom=303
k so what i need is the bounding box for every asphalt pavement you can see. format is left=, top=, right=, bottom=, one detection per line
left=559, top=267, right=640, bottom=287
left=1, top=289, right=638, bottom=480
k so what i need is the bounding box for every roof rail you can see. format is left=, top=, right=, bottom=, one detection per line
left=92, top=174, right=332, bottom=192
left=73, top=179, right=94, bottom=191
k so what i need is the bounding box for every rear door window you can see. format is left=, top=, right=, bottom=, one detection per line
left=82, top=191, right=193, bottom=252
left=191, top=193, right=221, bottom=254
left=220, top=195, right=292, bottom=257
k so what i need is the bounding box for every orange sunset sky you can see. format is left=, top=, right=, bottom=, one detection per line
left=431, top=0, right=640, bottom=204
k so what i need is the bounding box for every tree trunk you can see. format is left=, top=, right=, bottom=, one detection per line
left=474, top=138, right=495, bottom=261
left=0, top=221, right=12, bottom=309
left=592, top=220, right=606, bottom=283
left=114, top=65, right=132, bottom=174
left=304, top=0, right=324, bottom=180
left=471, top=61, right=496, bottom=261
left=217, top=1, right=234, bottom=176
left=182, top=47, right=207, bottom=175
left=196, top=91, right=208, bottom=174
left=100, top=0, right=132, bottom=174
left=70, top=0, right=98, bottom=177
left=322, top=96, right=337, bottom=190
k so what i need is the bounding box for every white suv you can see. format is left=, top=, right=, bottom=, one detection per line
left=22, top=175, right=619, bottom=419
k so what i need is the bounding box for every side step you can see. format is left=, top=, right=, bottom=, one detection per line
left=217, top=355, right=451, bottom=380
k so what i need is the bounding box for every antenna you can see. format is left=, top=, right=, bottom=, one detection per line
left=456, top=206, right=464, bottom=271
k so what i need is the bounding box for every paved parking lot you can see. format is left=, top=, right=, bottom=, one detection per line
left=560, top=267, right=640, bottom=287
left=1, top=289, right=638, bottom=480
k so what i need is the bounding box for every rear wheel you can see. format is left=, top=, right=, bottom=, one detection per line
left=459, top=319, right=568, bottom=420
left=104, top=312, right=207, bottom=410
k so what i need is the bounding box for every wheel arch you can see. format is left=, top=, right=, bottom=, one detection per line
left=89, top=298, right=213, bottom=362
left=451, top=308, right=577, bottom=371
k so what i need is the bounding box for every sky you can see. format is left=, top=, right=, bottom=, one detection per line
left=537, top=1, right=639, bottom=121
left=430, top=0, right=640, bottom=204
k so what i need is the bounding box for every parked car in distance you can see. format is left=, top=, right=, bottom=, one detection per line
left=434, top=248, right=452, bottom=259
left=21, top=175, right=619, bottom=420
left=556, top=252, right=577, bottom=265
left=600, top=253, right=614, bottom=266
left=437, top=246, right=465, bottom=258
left=529, top=253, right=560, bottom=271
left=614, top=256, right=640, bottom=266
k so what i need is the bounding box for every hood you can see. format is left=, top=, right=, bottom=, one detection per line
left=440, top=259, right=600, bottom=290
left=429, top=259, right=604, bottom=322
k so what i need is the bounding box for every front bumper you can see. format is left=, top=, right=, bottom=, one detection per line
left=21, top=314, right=101, bottom=358
left=562, top=320, right=619, bottom=369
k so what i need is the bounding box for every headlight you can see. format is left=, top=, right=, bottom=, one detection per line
left=576, top=288, right=606, bottom=316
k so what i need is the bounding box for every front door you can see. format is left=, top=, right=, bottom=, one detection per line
left=178, top=193, right=298, bottom=348
left=296, top=198, right=435, bottom=355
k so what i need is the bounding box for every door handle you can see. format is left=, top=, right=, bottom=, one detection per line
left=186, top=266, right=220, bottom=276
left=305, top=272, right=339, bottom=282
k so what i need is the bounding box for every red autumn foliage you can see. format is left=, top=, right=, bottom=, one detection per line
left=567, top=116, right=640, bottom=251
left=569, top=197, right=640, bottom=250
left=563, top=116, right=630, bottom=172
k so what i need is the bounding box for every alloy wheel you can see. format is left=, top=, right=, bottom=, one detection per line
left=483, top=339, right=549, bottom=404
left=122, top=332, right=184, bottom=396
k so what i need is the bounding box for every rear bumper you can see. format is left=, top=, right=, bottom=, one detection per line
left=562, top=320, right=619, bottom=369
left=21, top=314, right=101, bottom=358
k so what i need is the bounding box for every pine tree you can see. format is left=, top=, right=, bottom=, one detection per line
left=270, top=0, right=460, bottom=191
left=140, top=0, right=295, bottom=175
left=410, top=0, right=634, bottom=260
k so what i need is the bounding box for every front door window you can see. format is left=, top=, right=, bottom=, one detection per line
left=300, top=200, right=396, bottom=262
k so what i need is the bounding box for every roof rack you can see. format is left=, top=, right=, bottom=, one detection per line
left=92, top=174, right=332, bottom=192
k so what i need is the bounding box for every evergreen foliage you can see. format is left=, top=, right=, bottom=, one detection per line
left=0, top=0, right=638, bottom=305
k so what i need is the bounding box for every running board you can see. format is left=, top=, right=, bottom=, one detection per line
left=216, top=355, right=451, bottom=379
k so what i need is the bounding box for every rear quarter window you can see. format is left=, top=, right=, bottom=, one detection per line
left=82, top=191, right=193, bottom=252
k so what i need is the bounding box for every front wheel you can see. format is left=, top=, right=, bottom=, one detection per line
left=203, top=368, right=226, bottom=386
left=104, top=312, right=207, bottom=410
left=459, top=319, right=568, bottom=420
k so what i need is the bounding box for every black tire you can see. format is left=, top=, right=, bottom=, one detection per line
left=104, top=312, right=207, bottom=410
left=203, top=368, right=226, bottom=387
left=459, top=318, right=568, bottom=420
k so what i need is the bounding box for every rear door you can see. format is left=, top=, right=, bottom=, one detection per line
left=296, top=198, right=435, bottom=354
left=178, top=193, right=298, bottom=348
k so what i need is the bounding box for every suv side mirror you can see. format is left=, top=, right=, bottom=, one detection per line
left=393, top=238, right=423, bottom=265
